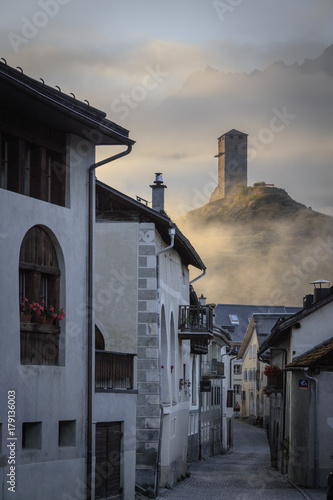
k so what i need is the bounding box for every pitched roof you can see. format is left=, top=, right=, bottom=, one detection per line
left=237, top=313, right=295, bottom=360
left=285, top=337, right=333, bottom=369
left=214, top=304, right=300, bottom=345
left=258, top=289, right=333, bottom=356
left=0, top=61, right=134, bottom=147
left=218, top=129, right=248, bottom=138
left=96, top=180, right=206, bottom=270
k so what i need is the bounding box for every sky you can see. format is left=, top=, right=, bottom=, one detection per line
left=1, top=0, right=333, bottom=220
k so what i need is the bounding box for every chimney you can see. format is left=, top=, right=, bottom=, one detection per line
left=311, top=279, right=331, bottom=303
left=150, top=173, right=167, bottom=213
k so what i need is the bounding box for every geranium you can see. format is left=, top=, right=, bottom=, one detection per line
left=263, top=364, right=282, bottom=376
left=19, top=298, right=65, bottom=321
left=41, top=303, right=65, bottom=321
left=20, top=297, right=33, bottom=314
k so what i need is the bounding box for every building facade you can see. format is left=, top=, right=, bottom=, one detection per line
left=95, top=177, right=210, bottom=494
left=0, top=63, right=134, bottom=499
left=258, top=282, right=333, bottom=488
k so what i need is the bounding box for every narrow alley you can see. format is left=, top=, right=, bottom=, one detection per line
left=153, top=419, right=325, bottom=500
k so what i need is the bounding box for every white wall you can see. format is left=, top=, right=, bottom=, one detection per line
left=95, top=221, right=138, bottom=353
left=0, top=134, right=91, bottom=500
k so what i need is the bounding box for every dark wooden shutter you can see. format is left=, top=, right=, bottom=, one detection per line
left=95, top=422, right=122, bottom=500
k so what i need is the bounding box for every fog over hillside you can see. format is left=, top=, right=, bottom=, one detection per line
left=177, top=186, right=333, bottom=306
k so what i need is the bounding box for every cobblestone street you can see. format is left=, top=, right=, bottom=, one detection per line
left=152, top=419, right=324, bottom=500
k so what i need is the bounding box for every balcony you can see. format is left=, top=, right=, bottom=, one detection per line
left=202, top=359, right=225, bottom=378
left=95, top=350, right=134, bottom=391
left=178, top=305, right=214, bottom=354
left=178, top=305, right=213, bottom=337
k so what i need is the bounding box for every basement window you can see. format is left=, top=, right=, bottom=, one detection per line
left=22, top=422, right=42, bottom=449
left=59, top=420, right=76, bottom=447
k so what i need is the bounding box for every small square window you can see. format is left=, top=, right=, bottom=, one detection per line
left=229, top=314, right=239, bottom=325
left=59, top=420, right=76, bottom=447
left=22, top=422, right=42, bottom=449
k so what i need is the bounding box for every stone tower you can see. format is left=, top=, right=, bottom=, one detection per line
left=210, top=129, right=248, bottom=201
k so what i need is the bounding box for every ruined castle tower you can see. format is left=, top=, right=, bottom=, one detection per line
left=210, top=129, right=248, bottom=201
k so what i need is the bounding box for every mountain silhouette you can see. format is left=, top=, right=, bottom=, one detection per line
left=177, top=185, right=333, bottom=306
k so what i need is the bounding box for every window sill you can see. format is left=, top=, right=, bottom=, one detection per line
left=95, top=388, right=138, bottom=394
left=20, top=322, right=60, bottom=334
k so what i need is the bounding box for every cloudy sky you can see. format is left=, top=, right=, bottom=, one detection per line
left=1, top=0, right=333, bottom=218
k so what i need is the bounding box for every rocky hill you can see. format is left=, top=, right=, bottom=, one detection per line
left=176, top=185, right=333, bottom=306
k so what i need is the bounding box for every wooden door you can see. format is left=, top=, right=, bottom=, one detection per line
left=95, top=422, right=122, bottom=500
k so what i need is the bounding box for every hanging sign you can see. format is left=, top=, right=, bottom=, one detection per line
left=200, top=380, right=211, bottom=392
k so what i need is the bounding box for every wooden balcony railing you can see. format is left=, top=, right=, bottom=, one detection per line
left=95, top=350, right=134, bottom=390
left=178, top=305, right=214, bottom=341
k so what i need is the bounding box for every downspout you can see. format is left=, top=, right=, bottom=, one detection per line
left=87, top=144, right=132, bottom=499
left=189, top=268, right=206, bottom=285
left=304, top=370, right=319, bottom=488
left=155, top=226, right=176, bottom=497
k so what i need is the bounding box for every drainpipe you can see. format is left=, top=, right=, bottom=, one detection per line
left=87, top=144, right=132, bottom=499
left=304, top=370, right=319, bottom=488
left=189, top=268, right=206, bottom=285
left=155, top=226, right=176, bottom=497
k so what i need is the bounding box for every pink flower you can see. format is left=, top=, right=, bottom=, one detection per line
left=37, top=310, right=41, bottom=316
left=49, top=306, right=54, bottom=312
left=52, top=313, right=57, bottom=319
left=23, top=297, right=28, bottom=302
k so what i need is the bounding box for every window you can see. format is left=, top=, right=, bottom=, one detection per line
left=19, top=226, right=60, bottom=310
left=59, top=420, right=76, bottom=447
left=95, top=327, right=134, bottom=391
left=19, top=226, right=62, bottom=366
left=22, top=422, right=42, bottom=449
left=229, top=314, right=239, bottom=325
left=234, top=384, right=241, bottom=395
left=253, top=346, right=256, bottom=358
left=243, top=369, right=247, bottom=381
left=249, top=346, right=252, bottom=359
left=234, top=364, right=242, bottom=375
left=226, top=390, right=234, bottom=408
left=0, top=131, right=66, bottom=206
